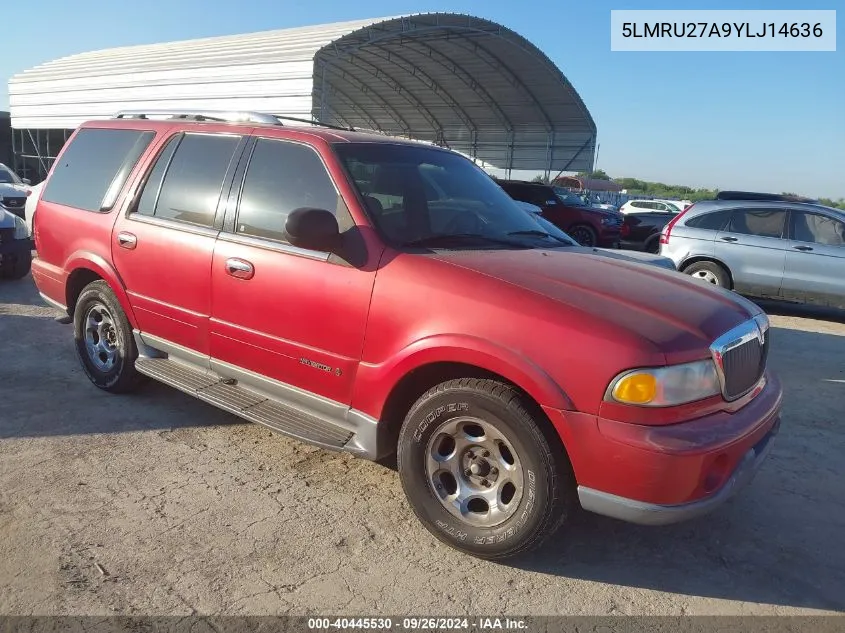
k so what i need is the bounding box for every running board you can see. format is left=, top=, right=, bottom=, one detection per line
left=134, top=357, right=354, bottom=450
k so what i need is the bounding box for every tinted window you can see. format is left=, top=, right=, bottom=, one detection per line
left=792, top=211, right=845, bottom=246
left=727, top=209, right=787, bottom=238
left=138, top=133, right=240, bottom=227
left=686, top=210, right=730, bottom=231
left=236, top=139, right=339, bottom=242
left=42, top=128, right=154, bottom=212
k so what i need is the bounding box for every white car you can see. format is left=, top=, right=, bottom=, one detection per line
left=619, top=199, right=688, bottom=214
left=24, top=181, right=44, bottom=232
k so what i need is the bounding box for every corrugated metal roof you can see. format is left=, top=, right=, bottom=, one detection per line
left=8, top=13, right=596, bottom=171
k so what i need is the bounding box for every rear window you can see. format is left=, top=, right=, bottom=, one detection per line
left=41, top=127, right=155, bottom=212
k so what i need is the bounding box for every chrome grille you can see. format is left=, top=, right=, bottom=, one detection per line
left=710, top=317, right=769, bottom=401
left=1, top=196, right=26, bottom=208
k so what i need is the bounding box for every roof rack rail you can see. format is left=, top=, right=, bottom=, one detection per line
left=715, top=191, right=819, bottom=204
left=271, top=115, right=352, bottom=131
left=114, top=109, right=282, bottom=125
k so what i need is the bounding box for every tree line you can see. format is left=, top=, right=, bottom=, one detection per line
left=531, top=171, right=845, bottom=210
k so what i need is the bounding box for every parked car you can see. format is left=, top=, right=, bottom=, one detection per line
left=515, top=201, right=676, bottom=270
left=0, top=163, right=31, bottom=221
left=32, top=110, right=782, bottom=559
left=620, top=199, right=686, bottom=214
left=24, top=181, right=44, bottom=233
left=620, top=210, right=678, bottom=253
left=0, top=207, right=32, bottom=279
left=497, top=180, right=622, bottom=247
left=660, top=192, right=845, bottom=309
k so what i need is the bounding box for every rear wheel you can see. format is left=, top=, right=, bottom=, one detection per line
left=568, top=224, right=597, bottom=247
left=644, top=235, right=660, bottom=254
left=397, top=378, right=576, bottom=559
left=73, top=280, right=142, bottom=393
left=683, top=260, right=730, bottom=288
left=0, top=248, right=32, bottom=280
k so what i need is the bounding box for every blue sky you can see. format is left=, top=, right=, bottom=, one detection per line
left=2, top=0, right=843, bottom=198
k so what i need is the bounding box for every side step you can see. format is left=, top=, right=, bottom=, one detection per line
left=135, top=357, right=354, bottom=450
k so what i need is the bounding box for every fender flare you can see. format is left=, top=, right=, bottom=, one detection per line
left=64, top=250, right=139, bottom=327
left=365, top=334, right=574, bottom=417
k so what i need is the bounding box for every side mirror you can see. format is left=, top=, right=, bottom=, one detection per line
left=22, top=178, right=31, bottom=185
left=285, top=208, right=341, bottom=253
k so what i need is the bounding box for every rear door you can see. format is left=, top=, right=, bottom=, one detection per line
left=112, top=129, right=248, bottom=357
left=713, top=207, right=788, bottom=298
left=781, top=209, right=845, bottom=308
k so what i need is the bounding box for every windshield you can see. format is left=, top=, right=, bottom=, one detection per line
left=0, top=165, right=23, bottom=185
left=334, top=143, right=572, bottom=249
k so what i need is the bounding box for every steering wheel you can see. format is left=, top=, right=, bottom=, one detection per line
left=441, top=210, right=485, bottom=235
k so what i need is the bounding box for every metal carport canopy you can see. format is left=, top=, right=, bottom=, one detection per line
left=8, top=13, right=597, bottom=172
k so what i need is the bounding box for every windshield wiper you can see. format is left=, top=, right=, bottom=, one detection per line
left=507, top=229, right=573, bottom=245
left=402, top=233, right=532, bottom=249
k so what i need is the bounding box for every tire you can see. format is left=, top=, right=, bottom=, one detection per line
left=644, top=236, right=660, bottom=254
left=568, top=224, right=597, bottom=247
left=73, top=280, right=142, bottom=393
left=0, top=248, right=32, bottom=280
left=683, top=260, right=730, bottom=288
left=397, top=378, right=576, bottom=559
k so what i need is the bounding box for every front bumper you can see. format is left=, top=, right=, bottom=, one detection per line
left=0, top=236, right=33, bottom=256
left=543, top=372, right=782, bottom=525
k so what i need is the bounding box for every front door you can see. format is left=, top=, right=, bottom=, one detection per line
left=209, top=136, right=377, bottom=405
left=713, top=207, right=788, bottom=299
left=112, top=129, right=247, bottom=356
left=781, top=209, right=845, bottom=308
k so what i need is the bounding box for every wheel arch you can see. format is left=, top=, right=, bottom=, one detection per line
left=680, top=256, right=734, bottom=289
left=64, top=251, right=137, bottom=326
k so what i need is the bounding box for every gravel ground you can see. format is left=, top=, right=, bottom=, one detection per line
left=1, top=274, right=843, bottom=616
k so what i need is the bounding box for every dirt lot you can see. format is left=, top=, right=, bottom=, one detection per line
left=1, top=274, right=843, bottom=616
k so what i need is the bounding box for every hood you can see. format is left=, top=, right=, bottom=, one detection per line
left=430, top=248, right=760, bottom=363
left=0, top=183, right=30, bottom=197
left=591, top=247, right=676, bottom=270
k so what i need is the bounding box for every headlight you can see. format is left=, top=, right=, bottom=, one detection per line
left=606, top=360, right=721, bottom=407
left=13, top=214, right=30, bottom=239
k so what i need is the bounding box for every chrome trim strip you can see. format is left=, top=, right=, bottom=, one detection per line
left=39, top=292, right=67, bottom=313
left=126, top=213, right=221, bottom=238
left=215, top=231, right=330, bottom=262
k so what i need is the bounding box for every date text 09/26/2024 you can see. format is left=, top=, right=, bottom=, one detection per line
left=307, top=617, right=528, bottom=630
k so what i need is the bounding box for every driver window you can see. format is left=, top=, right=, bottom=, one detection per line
left=235, top=138, right=340, bottom=243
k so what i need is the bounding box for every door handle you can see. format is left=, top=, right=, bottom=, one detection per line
left=225, top=257, right=254, bottom=280
left=793, top=245, right=814, bottom=252
left=720, top=236, right=738, bottom=242
left=117, top=232, right=137, bottom=249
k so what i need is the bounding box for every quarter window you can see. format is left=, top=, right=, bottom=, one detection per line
left=42, top=128, right=155, bottom=212
left=792, top=211, right=845, bottom=246
left=235, top=138, right=339, bottom=242
left=135, top=132, right=240, bottom=228
left=727, top=209, right=787, bottom=239
left=685, top=210, right=731, bottom=231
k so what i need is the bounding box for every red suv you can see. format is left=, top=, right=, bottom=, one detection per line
left=32, top=110, right=782, bottom=559
left=496, top=179, right=622, bottom=247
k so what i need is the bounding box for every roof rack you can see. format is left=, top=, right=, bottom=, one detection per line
left=715, top=191, right=819, bottom=204
left=114, top=109, right=283, bottom=125
left=113, top=110, right=357, bottom=132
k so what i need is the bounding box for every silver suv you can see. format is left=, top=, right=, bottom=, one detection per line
left=660, top=192, right=845, bottom=309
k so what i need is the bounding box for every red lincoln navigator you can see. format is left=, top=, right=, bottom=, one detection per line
left=31, top=110, right=782, bottom=559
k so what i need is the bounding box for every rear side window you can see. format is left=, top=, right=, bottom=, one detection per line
left=135, top=132, right=240, bottom=228
left=727, top=208, right=787, bottom=238
left=235, top=138, right=339, bottom=243
left=792, top=211, right=845, bottom=246
left=686, top=210, right=730, bottom=231
left=42, top=128, right=155, bottom=212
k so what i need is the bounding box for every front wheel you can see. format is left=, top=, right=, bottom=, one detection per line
left=73, top=280, right=142, bottom=393
left=683, top=261, right=730, bottom=288
left=397, top=378, right=576, bottom=559
left=568, top=224, right=597, bottom=247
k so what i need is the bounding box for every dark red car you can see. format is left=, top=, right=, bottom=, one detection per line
left=31, top=110, right=782, bottom=559
left=496, top=179, right=622, bottom=247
